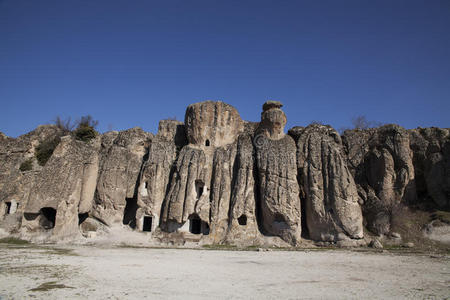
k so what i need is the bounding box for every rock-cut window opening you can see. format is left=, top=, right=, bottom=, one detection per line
left=143, top=216, right=152, bottom=232
left=205, top=139, right=210, bottom=146
left=144, top=181, right=148, bottom=188
left=195, top=180, right=205, bottom=199
left=5, top=202, right=11, bottom=215
left=40, top=207, right=56, bottom=229
left=238, top=215, right=247, bottom=226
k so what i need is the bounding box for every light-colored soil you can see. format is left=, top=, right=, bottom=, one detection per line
left=0, top=244, right=449, bottom=300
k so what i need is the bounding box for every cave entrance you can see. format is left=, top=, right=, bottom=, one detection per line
left=238, top=215, right=247, bottom=226
left=188, top=214, right=209, bottom=235
left=5, top=202, right=11, bottom=215
left=205, top=139, right=210, bottom=147
left=78, top=212, right=89, bottom=225
left=195, top=180, right=205, bottom=199
left=123, top=197, right=138, bottom=229
left=143, top=216, right=152, bottom=232
left=40, top=207, right=56, bottom=229
left=189, top=217, right=201, bottom=234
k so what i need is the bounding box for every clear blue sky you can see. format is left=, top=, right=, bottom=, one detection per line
left=1, top=0, right=449, bottom=137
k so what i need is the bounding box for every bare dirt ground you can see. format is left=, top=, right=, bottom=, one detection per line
left=0, top=243, right=449, bottom=300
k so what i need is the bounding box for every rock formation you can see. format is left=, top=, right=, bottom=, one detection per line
left=0, top=101, right=448, bottom=247
left=290, top=125, right=363, bottom=242
left=255, top=101, right=301, bottom=245
left=343, top=125, right=417, bottom=235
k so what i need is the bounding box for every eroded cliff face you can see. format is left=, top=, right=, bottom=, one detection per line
left=254, top=102, right=301, bottom=245
left=343, top=125, right=417, bottom=235
left=93, top=127, right=152, bottom=226
left=409, top=127, right=450, bottom=208
left=0, top=101, right=448, bottom=246
left=290, top=125, right=363, bottom=242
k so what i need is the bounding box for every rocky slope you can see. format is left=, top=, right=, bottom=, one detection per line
left=0, top=101, right=448, bottom=246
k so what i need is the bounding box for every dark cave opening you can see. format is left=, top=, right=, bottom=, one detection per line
left=205, top=139, right=210, bottom=146
left=300, top=193, right=310, bottom=239
left=123, top=197, right=138, bottom=229
left=5, top=202, right=11, bottom=214
left=195, top=180, right=205, bottom=199
left=143, top=216, right=152, bottom=232
left=188, top=214, right=209, bottom=235
left=78, top=212, right=89, bottom=225
left=189, top=216, right=201, bottom=234
left=238, top=215, right=247, bottom=226
left=40, top=207, right=56, bottom=229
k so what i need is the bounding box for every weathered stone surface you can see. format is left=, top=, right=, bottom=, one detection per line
left=207, top=142, right=238, bottom=242
left=0, top=126, right=65, bottom=235
left=162, top=146, right=208, bottom=227
left=257, top=100, right=287, bottom=140
left=343, top=125, right=416, bottom=235
left=23, top=135, right=100, bottom=239
left=161, top=101, right=245, bottom=242
left=226, top=130, right=260, bottom=244
left=255, top=102, right=301, bottom=245
left=409, top=127, right=450, bottom=208
left=290, top=124, right=363, bottom=242
left=255, top=134, right=301, bottom=245
left=137, top=120, right=186, bottom=230
left=93, top=127, right=152, bottom=226
left=185, top=101, right=243, bottom=148
left=1, top=100, right=449, bottom=247
left=0, top=125, right=63, bottom=193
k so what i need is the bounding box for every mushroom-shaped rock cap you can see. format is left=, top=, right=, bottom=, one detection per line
left=259, top=101, right=286, bottom=140
left=263, top=100, right=283, bottom=112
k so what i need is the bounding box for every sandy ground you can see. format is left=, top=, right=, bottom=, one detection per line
left=0, top=244, right=449, bottom=300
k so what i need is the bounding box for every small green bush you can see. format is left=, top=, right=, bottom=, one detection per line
left=35, top=136, right=61, bottom=166
left=74, top=115, right=98, bottom=142
left=74, top=125, right=97, bottom=142
left=19, top=159, right=33, bottom=171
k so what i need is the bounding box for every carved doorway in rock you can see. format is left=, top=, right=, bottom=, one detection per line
left=143, top=216, right=152, bottom=232
left=188, top=214, right=209, bottom=235
left=189, top=215, right=201, bottom=234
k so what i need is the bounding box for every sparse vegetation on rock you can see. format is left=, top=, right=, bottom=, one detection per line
left=35, top=136, right=61, bottom=166
left=19, top=159, right=33, bottom=171
left=74, top=115, right=98, bottom=142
